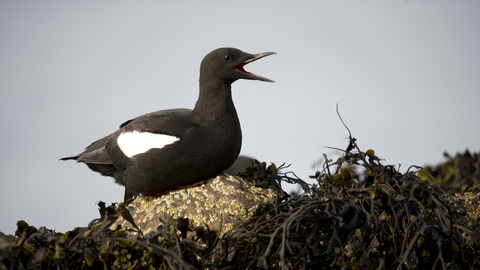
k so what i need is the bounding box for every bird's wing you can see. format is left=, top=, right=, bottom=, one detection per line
left=60, top=133, right=114, bottom=164
left=76, top=145, right=112, bottom=164
left=105, top=108, right=198, bottom=170
left=118, top=108, right=195, bottom=137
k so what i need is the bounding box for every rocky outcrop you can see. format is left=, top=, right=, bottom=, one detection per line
left=111, top=175, right=277, bottom=237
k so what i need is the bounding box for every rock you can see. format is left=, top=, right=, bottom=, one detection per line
left=111, top=175, right=276, bottom=237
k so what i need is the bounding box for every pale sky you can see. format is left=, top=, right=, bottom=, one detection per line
left=1, top=1, right=479, bottom=234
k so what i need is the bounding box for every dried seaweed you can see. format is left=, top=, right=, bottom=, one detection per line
left=0, top=202, right=195, bottom=270
left=2, top=140, right=480, bottom=269
left=418, top=150, right=480, bottom=194
left=217, top=138, right=480, bottom=269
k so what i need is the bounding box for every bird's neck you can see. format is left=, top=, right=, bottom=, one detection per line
left=194, top=80, right=237, bottom=124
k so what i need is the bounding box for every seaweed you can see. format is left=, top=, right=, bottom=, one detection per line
left=0, top=202, right=194, bottom=270
left=216, top=137, right=480, bottom=269
left=418, top=150, right=480, bottom=194
left=2, top=140, right=480, bottom=269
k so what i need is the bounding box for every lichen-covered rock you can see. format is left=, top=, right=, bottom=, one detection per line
left=111, top=175, right=276, bottom=237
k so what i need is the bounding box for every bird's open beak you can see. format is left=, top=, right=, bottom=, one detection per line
left=235, top=52, right=276, bottom=82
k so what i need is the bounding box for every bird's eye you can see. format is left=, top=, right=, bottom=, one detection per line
left=223, top=55, right=231, bottom=62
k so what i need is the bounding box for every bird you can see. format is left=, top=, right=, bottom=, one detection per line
left=61, top=47, right=275, bottom=196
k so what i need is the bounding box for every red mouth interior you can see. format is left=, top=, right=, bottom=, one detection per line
left=235, top=63, right=256, bottom=76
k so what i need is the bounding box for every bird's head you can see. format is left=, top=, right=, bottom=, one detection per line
left=200, top=47, right=276, bottom=84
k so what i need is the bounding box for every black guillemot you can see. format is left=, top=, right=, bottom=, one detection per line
left=61, top=47, right=275, bottom=195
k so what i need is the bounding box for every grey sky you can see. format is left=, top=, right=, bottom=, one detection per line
left=1, top=1, right=479, bottom=234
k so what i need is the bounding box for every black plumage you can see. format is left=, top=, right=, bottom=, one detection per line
left=61, top=48, right=275, bottom=195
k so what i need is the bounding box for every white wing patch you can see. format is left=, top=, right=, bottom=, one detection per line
left=117, top=131, right=180, bottom=158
